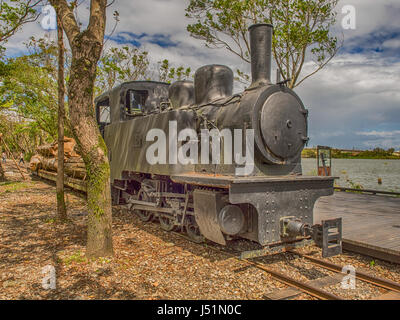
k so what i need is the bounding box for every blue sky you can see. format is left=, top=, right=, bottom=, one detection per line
left=4, top=0, right=400, bottom=150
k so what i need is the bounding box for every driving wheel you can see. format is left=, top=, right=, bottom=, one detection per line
left=185, top=217, right=205, bottom=243
left=134, top=189, right=154, bottom=222
left=159, top=215, right=177, bottom=232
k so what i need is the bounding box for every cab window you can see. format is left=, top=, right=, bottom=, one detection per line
left=96, top=98, right=111, bottom=124
left=126, top=90, right=148, bottom=115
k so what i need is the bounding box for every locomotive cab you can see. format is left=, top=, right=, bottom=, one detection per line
left=95, top=81, right=170, bottom=138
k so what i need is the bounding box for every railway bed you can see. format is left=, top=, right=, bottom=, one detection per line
left=5, top=167, right=400, bottom=300
left=165, top=228, right=400, bottom=300
left=31, top=168, right=400, bottom=266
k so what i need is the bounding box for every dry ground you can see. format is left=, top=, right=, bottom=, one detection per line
left=1, top=163, right=400, bottom=300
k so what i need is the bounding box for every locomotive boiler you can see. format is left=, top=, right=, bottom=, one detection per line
left=95, top=24, right=342, bottom=257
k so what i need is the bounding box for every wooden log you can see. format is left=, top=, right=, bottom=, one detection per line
left=37, top=143, right=57, bottom=157
left=41, top=157, right=58, bottom=171
left=66, top=156, right=84, bottom=163
left=62, top=137, right=79, bottom=158
left=37, top=169, right=87, bottom=192
left=30, top=138, right=86, bottom=181
left=29, top=155, right=42, bottom=172
left=30, top=154, right=87, bottom=180
left=65, top=167, right=86, bottom=180
left=65, top=162, right=85, bottom=168
left=36, top=138, right=79, bottom=159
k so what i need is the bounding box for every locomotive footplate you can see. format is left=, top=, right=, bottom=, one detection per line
left=172, top=174, right=342, bottom=257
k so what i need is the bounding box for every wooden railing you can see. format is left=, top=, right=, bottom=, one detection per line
left=334, top=187, right=400, bottom=196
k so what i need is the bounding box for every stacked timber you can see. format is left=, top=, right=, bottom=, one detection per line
left=29, top=138, right=87, bottom=190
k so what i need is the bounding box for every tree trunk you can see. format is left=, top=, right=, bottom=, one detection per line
left=0, top=162, right=5, bottom=181
left=56, top=15, right=67, bottom=221
left=68, top=43, right=113, bottom=257
left=51, top=0, right=112, bottom=258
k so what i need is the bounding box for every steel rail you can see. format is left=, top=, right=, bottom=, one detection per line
left=232, top=255, right=343, bottom=300
left=288, top=249, right=400, bottom=293
left=138, top=217, right=399, bottom=299
left=171, top=232, right=343, bottom=300
left=170, top=230, right=400, bottom=299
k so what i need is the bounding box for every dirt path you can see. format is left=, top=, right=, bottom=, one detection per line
left=0, top=179, right=285, bottom=299
left=1, top=172, right=400, bottom=300
left=0, top=160, right=31, bottom=182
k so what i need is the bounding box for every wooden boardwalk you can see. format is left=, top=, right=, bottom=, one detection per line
left=314, top=192, right=400, bottom=264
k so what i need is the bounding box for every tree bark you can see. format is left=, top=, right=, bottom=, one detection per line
left=0, top=160, right=5, bottom=181
left=56, top=15, right=67, bottom=221
left=50, top=0, right=113, bottom=257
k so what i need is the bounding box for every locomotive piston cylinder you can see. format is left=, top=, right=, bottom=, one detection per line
left=249, top=23, right=273, bottom=88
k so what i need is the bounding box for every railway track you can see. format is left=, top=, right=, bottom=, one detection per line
left=31, top=169, right=400, bottom=264
left=25, top=172, right=400, bottom=300
left=168, top=228, right=400, bottom=300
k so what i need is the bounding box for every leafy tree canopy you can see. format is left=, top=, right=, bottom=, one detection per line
left=0, top=0, right=42, bottom=55
left=186, top=0, right=340, bottom=88
left=0, top=38, right=60, bottom=139
left=96, top=46, right=193, bottom=94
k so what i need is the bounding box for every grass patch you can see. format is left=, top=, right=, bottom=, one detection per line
left=0, top=181, right=33, bottom=193
left=45, top=218, right=56, bottom=224
left=62, top=250, right=88, bottom=265
left=61, top=250, right=112, bottom=266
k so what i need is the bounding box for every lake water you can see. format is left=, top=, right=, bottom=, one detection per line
left=301, top=158, right=400, bottom=193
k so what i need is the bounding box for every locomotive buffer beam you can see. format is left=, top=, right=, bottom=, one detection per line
left=238, top=216, right=343, bottom=260
left=280, top=216, right=342, bottom=258
left=173, top=174, right=342, bottom=257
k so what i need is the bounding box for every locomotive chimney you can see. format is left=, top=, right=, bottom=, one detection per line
left=249, top=23, right=273, bottom=88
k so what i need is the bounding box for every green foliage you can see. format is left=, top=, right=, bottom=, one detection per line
left=0, top=111, right=49, bottom=154
left=345, top=177, right=363, bottom=191
left=332, top=148, right=400, bottom=160
left=62, top=250, right=88, bottom=265
left=96, top=46, right=193, bottom=94
left=0, top=55, right=58, bottom=136
left=96, top=46, right=150, bottom=94
left=158, top=59, right=192, bottom=84
left=302, top=148, right=317, bottom=158
left=0, top=36, right=67, bottom=154
left=302, top=148, right=400, bottom=160
left=369, top=260, right=375, bottom=267
left=0, top=181, right=32, bottom=193
left=0, top=0, right=40, bottom=55
left=186, top=0, right=339, bottom=88
left=0, top=47, right=59, bottom=136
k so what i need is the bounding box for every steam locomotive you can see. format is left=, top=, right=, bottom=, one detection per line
left=95, top=24, right=342, bottom=257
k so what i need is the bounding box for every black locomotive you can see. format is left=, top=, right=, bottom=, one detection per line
left=95, top=24, right=342, bottom=257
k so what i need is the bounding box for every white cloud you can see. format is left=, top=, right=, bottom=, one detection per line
left=357, top=130, right=400, bottom=137
left=2, top=0, right=400, bottom=149
left=382, top=38, right=400, bottom=49
left=336, top=0, right=400, bottom=38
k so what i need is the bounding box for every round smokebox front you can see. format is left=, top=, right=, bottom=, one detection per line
left=260, top=91, right=307, bottom=161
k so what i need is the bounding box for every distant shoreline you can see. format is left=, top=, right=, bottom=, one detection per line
left=302, top=156, right=400, bottom=159
left=302, top=148, right=400, bottom=160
